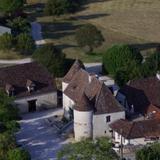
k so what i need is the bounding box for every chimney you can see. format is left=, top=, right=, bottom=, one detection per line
left=26, top=79, right=36, bottom=92
left=88, top=73, right=99, bottom=83
left=5, top=83, right=15, bottom=96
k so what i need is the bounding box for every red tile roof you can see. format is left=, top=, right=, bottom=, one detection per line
left=64, top=65, right=124, bottom=113
left=63, top=59, right=85, bottom=83
left=110, top=118, right=160, bottom=139
left=119, top=77, right=160, bottom=113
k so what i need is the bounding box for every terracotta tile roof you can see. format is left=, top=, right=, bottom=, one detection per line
left=94, top=84, right=124, bottom=114
left=64, top=69, right=89, bottom=103
left=85, top=77, right=102, bottom=100
left=0, top=62, right=56, bottom=98
left=63, top=59, right=85, bottom=83
left=119, top=77, right=160, bottom=113
left=110, top=118, right=160, bottom=139
left=75, top=93, right=93, bottom=112
left=64, top=68, right=124, bottom=113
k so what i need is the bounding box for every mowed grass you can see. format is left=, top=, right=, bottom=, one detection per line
left=0, top=50, right=26, bottom=60
left=29, top=0, right=160, bottom=62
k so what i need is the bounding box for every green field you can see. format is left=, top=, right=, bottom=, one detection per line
left=27, top=0, right=160, bottom=62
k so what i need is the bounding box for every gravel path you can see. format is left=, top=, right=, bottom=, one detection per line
left=16, top=109, right=70, bottom=160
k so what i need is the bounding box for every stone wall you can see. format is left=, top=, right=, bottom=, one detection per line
left=14, top=92, right=57, bottom=113
left=93, top=111, right=125, bottom=138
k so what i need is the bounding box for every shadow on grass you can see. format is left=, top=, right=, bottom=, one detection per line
left=129, top=43, right=160, bottom=51
left=74, top=13, right=109, bottom=20
left=41, top=21, right=82, bottom=40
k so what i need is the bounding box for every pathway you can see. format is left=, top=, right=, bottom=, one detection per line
left=0, top=58, right=32, bottom=64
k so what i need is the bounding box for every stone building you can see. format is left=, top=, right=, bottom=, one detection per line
left=62, top=60, right=125, bottom=141
left=0, top=62, right=57, bottom=113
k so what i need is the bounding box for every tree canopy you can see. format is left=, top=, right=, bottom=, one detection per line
left=136, top=143, right=160, bottom=160
left=0, top=90, right=23, bottom=160
left=7, top=17, right=30, bottom=36
left=75, top=24, right=104, bottom=52
left=103, top=44, right=142, bottom=75
left=0, top=0, right=24, bottom=16
left=44, top=0, right=81, bottom=16
left=7, top=148, right=31, bottom=160
left=57, top=138, right=118, bottom=160
left=32, top=44, right=66, bottom=77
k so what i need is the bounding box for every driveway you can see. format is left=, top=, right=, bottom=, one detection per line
left=16, top=109, right=69, bottom=160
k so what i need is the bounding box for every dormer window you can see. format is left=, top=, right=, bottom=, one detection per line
left=26, top=79, right=36, bottom=92
left=5, top=84, right=15, bottom=96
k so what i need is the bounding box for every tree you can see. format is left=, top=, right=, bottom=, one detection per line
left=57, top=138, right=118, bottom=160
left=44, top=0, right=75, bottom=16
left=7, top=17, right=30, bottom=36
left=32, top=44, right=66, bottom=77
left=0, top=33, right=13, bottom=51
left=136, top=143, right=160, bottom=160
left=142, top=51, right=160, bottom=77
left=0, top=0, right=24, bottom=16
left=7, top=148, right=31, bottom=160
left=75, top=24, right=104, bottom=52
left=0, top=132, right=16, bottom=159
left=16, top=33, right=35, bottom=55
left=103, top=44, right=143, bottom=75
left=5, top=120, right=20, bottom=133
left=0, top=91, right=19, bottom=123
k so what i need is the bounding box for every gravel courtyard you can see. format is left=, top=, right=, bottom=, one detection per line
left=16, top=109, right=70, bottom=160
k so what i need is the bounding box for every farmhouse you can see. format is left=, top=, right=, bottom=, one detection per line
left=110, top=118, right=160, bottom=146
left=62, top=60, right=125, bottom=141
left=0, top=62, right=57, bottom=113
left=116, top=74, right=160, bottom=119
left=109, top=74, right=160, bottom=146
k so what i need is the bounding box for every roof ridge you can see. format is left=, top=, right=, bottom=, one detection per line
left=126, top=121, right=135, bottom=139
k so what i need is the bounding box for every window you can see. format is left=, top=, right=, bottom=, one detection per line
left=106, top=116, right=111, bottom=123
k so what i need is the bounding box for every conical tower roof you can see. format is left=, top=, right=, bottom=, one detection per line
left=63, top=59, right=85, bottom=83
left=74, top=93, right=93, bottom=112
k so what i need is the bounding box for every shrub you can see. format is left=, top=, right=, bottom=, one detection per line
left=32, top=44, right=66, bottom=77
left=75, top=24, right=104, bottom=52
left=7, top=17, right=31, bottom=36
left=0, top=33, right=14, bottom=51
left=16, top=33, right=35, bottom=55
left=7, top=148, right=31, bottom=160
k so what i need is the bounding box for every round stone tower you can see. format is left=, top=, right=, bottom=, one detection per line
left=73, top=94, right=93, bottom=141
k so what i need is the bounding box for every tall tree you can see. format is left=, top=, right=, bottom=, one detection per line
left=75, top=24, right=104, bottom=52
left=103, top=44, right=143, bottom=75
left=32, top=44, right=66, bottom=77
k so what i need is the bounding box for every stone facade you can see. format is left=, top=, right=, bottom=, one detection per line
left=14, top=92, right=57, bottom=114
left=93, top=111, right=125, bottom=138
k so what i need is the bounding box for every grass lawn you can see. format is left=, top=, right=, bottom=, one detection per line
left=26, top=0, right=160, bottom=62
left=0, top=50, right=26, bottom=60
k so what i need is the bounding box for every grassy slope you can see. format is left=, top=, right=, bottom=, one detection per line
left=29, top=0, right=160, bottom=62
